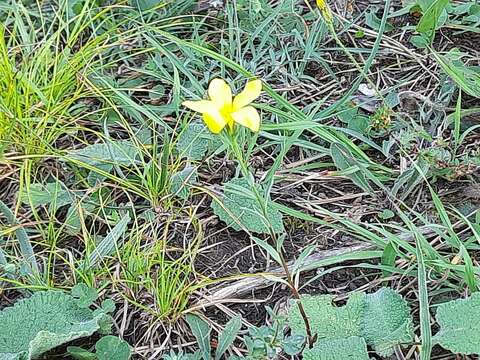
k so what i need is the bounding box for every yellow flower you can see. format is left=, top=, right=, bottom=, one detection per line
left=182, top=78, right=262, bottom=134
left=316, top=0, right=333, bottom=24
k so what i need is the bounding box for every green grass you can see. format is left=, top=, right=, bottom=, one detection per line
left=1, top=0, right=480, bottom=358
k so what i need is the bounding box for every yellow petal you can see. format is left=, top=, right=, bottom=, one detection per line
left=208, top=78, right=232, bottom=109
left=183, top=100, right=227, bottom=133
left=203, top=112, right=227, bottom=134
left=233, top=79, right=262, bottom=110
left=182, top=100, right=217, bottom=113
left=231, top=106, right=260, bottom=132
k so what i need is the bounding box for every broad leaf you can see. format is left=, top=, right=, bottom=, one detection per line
left=434, top=292, right=480, bottom=354
left=70, top=140, right=140, bottom=178
left=288, top=293, right=366, bottom=339
left=21, top=180, right=73, bottom=212
left=171, top=166, right=197, bottom=200
left=185, top=314, right=211, bottom=360
left=431, top=49, right=480, bottom=98
left=211, top=178, right=284, bottom=234
left=83, top=213, right=131, bottom=269
left=302, top=337, right=370, bottom=360
left=0, top=291, right=110, bottom=359
left=176, top=123, right=220, bottom=160
left=416, top=0, right=449, bottom=35
left=71, top=284, right=98, bottom=309
left=362, top=288, right=413, bottom=356
left=95, top=336, right=131, bottom=360
left=215, top=316, right=242, bottom=359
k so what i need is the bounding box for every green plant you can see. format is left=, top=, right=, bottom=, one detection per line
left=118, top=220, right=202, bottom=320
left=164, top=314, right=242, bottom=360
left=241, top=309, right=304, bottom=359
left=434, top=292, right=480, bottom=354
left=0, top=285, right=114, bottom=359
left=68, top=335, right=131, bottom=360
left=0, top=0, right=110, bottom=157
left=288, top=288, right=480, bottom=358
left=289, top=288, right=413, bottom=358
left=211, top=178, right=284, bottom=234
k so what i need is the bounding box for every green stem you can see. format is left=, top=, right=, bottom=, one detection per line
left=228, top=131, right=316, bottom=348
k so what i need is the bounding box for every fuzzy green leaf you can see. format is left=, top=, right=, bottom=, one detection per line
left=434, top=292, right=480, bottom=354
left=95, top=336, right=131, bottom=360
left=211, top=178, right=284, bottom=234
left=362, top=288, right=413, bottom=356
left=21, top=181, right=73, bottom=211
left=176, top=123, right=221, bottom=160
left=185, top=314, right=211, bottom=360
left=71, top=284, right=98, bottom=309
left=302, top=337, right=370, bottom=360
left=71, top=140, right=140, bottom=169
left=289, top=289, right=413, bottom=357
left=0, top=291, right=110, bottom=359
left=288, top=293, right=366, bottom=339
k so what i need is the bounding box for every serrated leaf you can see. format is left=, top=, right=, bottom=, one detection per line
left=95, top=336, right=131, bottom=360
left=185, top=314, right=211, bottom=360
left=433, top=292, right=480, bottom=354
left=215, top=316, right=242, bottom=358
left=302, top=337, right=370, bottom=360
left=362, top=288, right=413, bottom=356
left=211, top=178, right=284, bottom=234
left=288, top=293, right=366, bottom=339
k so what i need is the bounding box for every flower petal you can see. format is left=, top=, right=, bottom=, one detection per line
left=182, top=100, right=217, bottom=114
left=231, top=106, right=261, bottom=132
left=208, top=78, right=232, bottom=109
left=233, top=79, right=262, bottom=110
left=203, top=111, right=227, bottom=134
left=183, top=100, right=227, bottom=133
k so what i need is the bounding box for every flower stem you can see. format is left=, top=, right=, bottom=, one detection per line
left=228, top=131, right=316, bottom=348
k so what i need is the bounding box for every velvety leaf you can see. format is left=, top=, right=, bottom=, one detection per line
left=171, top=166, right=197, bottom=200
left=185, top=314, right=211, bottom=360
left=71, top=284, right=98, bottom=308
left=0, top=291, right=110, bottom=359
left=302, top=337, right=370, bottom=360
left=362, top=288, right=413, bottom=356
left=288, top=293, right=366, bottom=339
left=176, top=123, right=220, bottom=160
left=434, top=292, right=480, bottom=354
left=95, top=336, right=131, bottom=360
left=211, top=178, right=284, bottom=234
